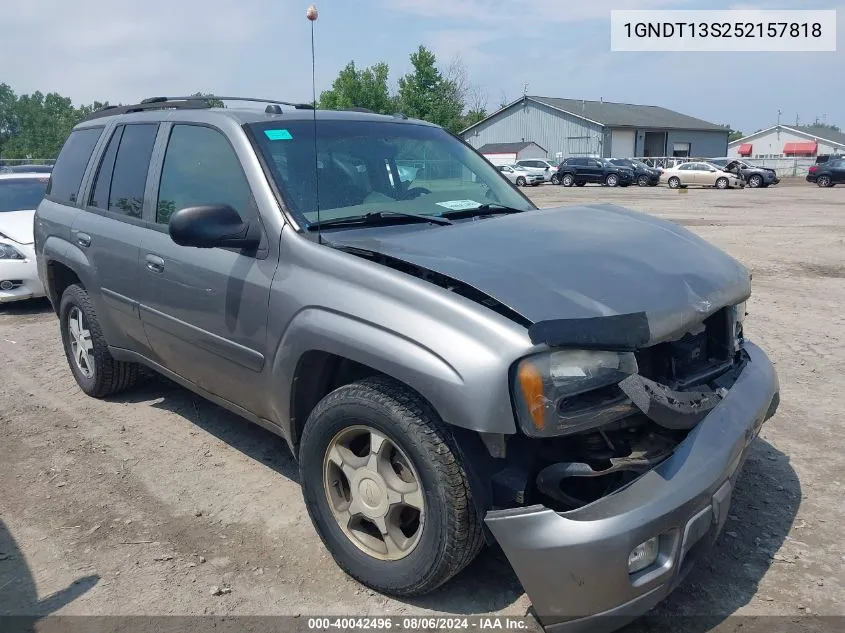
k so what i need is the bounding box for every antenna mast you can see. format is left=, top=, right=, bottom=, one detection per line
left=307, top=5, right=322, bottom=244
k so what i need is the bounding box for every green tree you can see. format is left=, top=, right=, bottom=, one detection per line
left=809, top=118, right=840, bottom=132
left=1, top=91, right=81, bottom=159
left=396, top=46, right=464, bottom=133
left=319, top=62, right=394, bottom=114
left=721, top=124, right=744, bottom=143
left=191, top=92, right=225, bottom=108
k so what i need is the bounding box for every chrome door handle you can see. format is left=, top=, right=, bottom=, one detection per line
left=76, top=233, right=91, bottom=248
left=145, top=254, right=165, bottom=274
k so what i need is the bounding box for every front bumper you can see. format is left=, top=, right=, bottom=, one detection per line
left=485, top=341, right=779, bottom=632
left=0, top=242, right=45, bottom=304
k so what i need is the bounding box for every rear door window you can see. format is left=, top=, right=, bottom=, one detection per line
left=106, top=124, right=158, bottom=218
left=46, top=127, right=103, bottom=204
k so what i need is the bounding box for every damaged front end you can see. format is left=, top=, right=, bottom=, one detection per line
left=480, top=305, right=779, bottom=630
left=493, top=304, right=748, bottom=512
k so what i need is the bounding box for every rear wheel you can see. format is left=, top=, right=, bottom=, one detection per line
left=299, top=377, right=483, bottom=596
left=605, top=174, right=619, bottom=187
left=668, top=177, right=681, bottom=189
left=561, top=173, right=575, bottom=187
left=715, top=177, right=729, bottom=190
left=515, top=176, right=526, bottom=187
left=817, top=175, right=832, bottom=187
left=59, top=284, right=138, bottom=397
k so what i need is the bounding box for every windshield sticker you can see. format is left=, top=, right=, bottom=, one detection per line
left=264, top=129, right=293, bottom=141
left=436, top=200, right=481, bottom=211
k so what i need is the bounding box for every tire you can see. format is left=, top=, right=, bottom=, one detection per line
left=637, top=175, right=650, bottom=187
left=561, top=173, right=575, bottom=187
left=668, top=177, right=681, bottom=189
left=748, top=174, right=763, bottom=188
left=817, top=175, right=832, bottom=188
left=550, top=174, right=561, bottom=185
left=299, top=376, right=483, bottom=597
left=515, top=176, right=526, bottom=187
left=715, top=177, right=729, bottom=190
left=605, top=174, right=619, bottom=187
left=59, top=284, right=138, bottom=398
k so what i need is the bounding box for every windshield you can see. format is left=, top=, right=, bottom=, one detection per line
left=249, top=120, right=536, bottom=227
left=0, top=178, right=49, bottom=212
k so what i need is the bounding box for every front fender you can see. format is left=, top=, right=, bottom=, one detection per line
left=269, top=307, right=518, bottom=441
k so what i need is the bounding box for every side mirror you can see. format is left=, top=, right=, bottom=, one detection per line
left=169, top=204, right=259, bottom=249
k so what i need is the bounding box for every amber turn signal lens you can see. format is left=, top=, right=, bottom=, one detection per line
left=517, top=360, right=546, bottom=431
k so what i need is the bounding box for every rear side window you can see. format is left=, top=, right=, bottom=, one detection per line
left=156, top=124, right=254, bottom=225
left=89, top=127, right=123, bottom=210
left=107, top=124, right=158, bottom=217
left=46, top=127, right=103, bottom=204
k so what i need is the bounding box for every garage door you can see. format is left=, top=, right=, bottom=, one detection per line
left=611, top=129, right=636, bottom=158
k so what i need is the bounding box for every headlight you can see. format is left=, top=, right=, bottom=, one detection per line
left=513, top=350, right=638, bottom=437
left=0, top=243, right=25, bottom=260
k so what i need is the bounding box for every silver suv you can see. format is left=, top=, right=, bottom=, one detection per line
left=35, top=96, right=779, bottom=631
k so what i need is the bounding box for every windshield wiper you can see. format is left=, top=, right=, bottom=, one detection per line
left=439, top=203, right=528, bottom=220
left=307, top=210, right=453, bottom=231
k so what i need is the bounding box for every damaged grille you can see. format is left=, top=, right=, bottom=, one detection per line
left=635, top=307, right=735, bottom=389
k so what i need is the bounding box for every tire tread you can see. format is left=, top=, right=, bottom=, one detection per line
left=300, top=376, right=483, bottom=596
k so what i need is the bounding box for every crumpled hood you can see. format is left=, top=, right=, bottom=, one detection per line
left=331, top=204, right=751, bottom=346
left=0, top=210, right=35, bottom=245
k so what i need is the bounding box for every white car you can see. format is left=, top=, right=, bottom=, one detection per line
left=660, top=161, right=745, bottom=190
left=514, top=159, right=558, bottom=182
left=0, top=173, right=49, bottom=303
left=497, top=164, right=544, bottom=187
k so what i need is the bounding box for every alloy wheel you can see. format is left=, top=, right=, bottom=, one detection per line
left=323, top=425, right=425, bottom=561
left=68, top=306, right=95, bottom=379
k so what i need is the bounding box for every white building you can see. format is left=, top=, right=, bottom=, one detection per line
left=476, top=141, right=547, bottom=166
left=728, top=125, right=845, bottom=159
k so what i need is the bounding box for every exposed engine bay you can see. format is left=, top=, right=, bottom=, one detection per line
left=487, top=306, right=747, bottom=513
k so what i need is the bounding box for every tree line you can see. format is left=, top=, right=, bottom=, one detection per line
left=318, top=46, right=488, bottom=134
left=0, top=87, right=226, bottom=161
left=1, top=46, right=488, bottom=160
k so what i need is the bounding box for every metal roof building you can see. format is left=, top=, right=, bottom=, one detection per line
left=728, top=125, right=845, bottom=159
left=461, top=95, right=730, bottom=160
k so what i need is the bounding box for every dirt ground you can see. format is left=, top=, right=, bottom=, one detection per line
left=1, top=179, right=843, bottom=628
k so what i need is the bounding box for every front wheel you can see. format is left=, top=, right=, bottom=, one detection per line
left=515, top=176, right=526, bottom=187
left=299, top=377, right=483, bottom=596
left=668, top=177, right=681, bottom=189
left=605, top=174, right=619, bottom=187
left=561, top=173, right=575, bottom=187
left=748, top=174, right=763, bottom=188
left=550, top=174, right=561, bottom=185
left=59, top=284, right=138, bottom=397
left=715, top=177, right=729, bottom=189
left=637, top=175, right=650, bottom=187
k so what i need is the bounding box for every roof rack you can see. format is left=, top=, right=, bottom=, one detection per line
left=162, top=96, right=315, bottom=110
left=80, top=95, right=314, bottom=123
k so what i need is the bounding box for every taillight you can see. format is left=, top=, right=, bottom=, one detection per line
left=809, top=166, right=818, bottom=173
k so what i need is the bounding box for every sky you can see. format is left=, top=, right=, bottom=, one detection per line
left=1, top=0, right=842, bottom=135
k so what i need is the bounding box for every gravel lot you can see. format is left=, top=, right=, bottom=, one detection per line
left=1, top=180, right=843, bottom=628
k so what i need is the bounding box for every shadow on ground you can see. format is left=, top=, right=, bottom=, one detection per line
left=621, top=436, right=800, bottom=633
left=106, top=373, right=798, bottom=627
left=0, top=519, right=99, bottom=617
